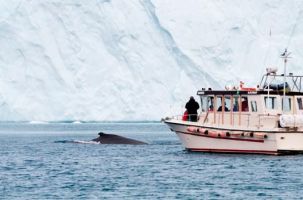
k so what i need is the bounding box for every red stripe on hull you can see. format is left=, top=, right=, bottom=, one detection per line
left=187, top=148, right=278, bottom=155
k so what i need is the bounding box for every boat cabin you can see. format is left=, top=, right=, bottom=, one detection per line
left=196, top=73, right=303, bottom=130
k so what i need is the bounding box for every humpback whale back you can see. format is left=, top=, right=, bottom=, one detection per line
left=92, top=132, right=147, bottom=145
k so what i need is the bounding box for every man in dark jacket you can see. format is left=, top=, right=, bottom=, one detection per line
left=185, top=96, right=200, bottom=122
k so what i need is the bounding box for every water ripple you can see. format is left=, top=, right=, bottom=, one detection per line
left=0, top=123, right=303, bottom=199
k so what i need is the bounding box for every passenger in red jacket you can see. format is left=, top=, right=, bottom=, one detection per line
left=185, top=96, right=200, bottom=122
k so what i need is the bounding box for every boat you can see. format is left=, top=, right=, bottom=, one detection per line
left=163, top=50, right=303, bottom=155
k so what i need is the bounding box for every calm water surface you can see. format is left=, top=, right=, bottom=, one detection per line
left=0, top=122, right=303, bottom=199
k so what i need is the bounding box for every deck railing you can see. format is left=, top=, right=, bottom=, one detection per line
left=167, top=114, right=199, bottom=122
left=167, top=112, right=279, bottom=128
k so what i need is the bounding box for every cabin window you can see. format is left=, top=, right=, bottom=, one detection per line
left=208, top=96, right=214, bottom=111
left=216, top=96, right=223, bottom=111
left=282, top=97, right=292, bottom=112
left=251, top=101, right=257, bottom=112
left=241, top=96, right=249, bottom=112
left=297, top=98, right=303, bottom=110
left=200, top=96, right=208, bottom=112
left=264, top=96, right=278, bottom=110
left=233, top=96, right=239, bottom=112
left=224, top=96, right=231, bottom=112
left=216, top=96, right=230, bottom=112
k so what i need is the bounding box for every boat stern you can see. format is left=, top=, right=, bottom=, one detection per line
left=276, top=133, right=303, bottom=153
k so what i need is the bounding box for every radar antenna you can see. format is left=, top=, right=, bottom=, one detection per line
left=280, top=49, right=291, bottom=112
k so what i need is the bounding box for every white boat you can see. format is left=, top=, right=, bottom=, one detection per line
left=163, top=51, right=303, bottom=155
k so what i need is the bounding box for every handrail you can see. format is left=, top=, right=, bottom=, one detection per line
left=168, top=112, right=279, bottom=128
left=167, top=114, right=199, bottom=121
left=258, top=114, right=279, bottom=117
left=231, top=112, right=251, bottom=116
left=260, top=73, right=303, bottom=93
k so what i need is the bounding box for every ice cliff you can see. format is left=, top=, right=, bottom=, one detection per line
left=0, top=0, right=302, bottom=121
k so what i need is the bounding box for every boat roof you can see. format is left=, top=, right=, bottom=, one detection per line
left=197, top=90, right=303, bottom=96
left=197, top=72, right=303, bottom=96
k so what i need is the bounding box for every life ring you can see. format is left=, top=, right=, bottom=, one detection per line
left=187, top=126, right=201, bottom=133
left=197, top=128, right=204, bottom=133
left=187, top=126, right=198, bottom=132
left=254, top=132, right=268, bottom=139
left=208, top=131, right=219, bottom=137
left=208, top=131, right=226, bottom=138
left=241, top=132, right=253, bottom=137
left=231, top=132, right=242, bottom=137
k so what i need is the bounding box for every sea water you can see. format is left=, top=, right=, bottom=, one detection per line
left=0, top=122, right=303, bottom=199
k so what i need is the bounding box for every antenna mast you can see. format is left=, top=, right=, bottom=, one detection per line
left=280, top=49, right=291, bottom=112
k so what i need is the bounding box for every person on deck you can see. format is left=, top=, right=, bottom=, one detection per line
left=185, top=96, right=200, bottom=122
left=217, top=103, right=229, bottom=112
left=241, top=100, right=249, bottom=111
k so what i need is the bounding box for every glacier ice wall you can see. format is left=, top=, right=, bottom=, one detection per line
left=0, top=0, right=302, bottom=121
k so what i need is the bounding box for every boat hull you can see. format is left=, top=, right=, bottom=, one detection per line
left=165, top=120, right=303, bottom=155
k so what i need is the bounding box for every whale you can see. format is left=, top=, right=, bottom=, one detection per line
left=92, top=132, right=147, bottom=144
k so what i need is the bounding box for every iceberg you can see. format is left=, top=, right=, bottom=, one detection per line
left=0, top=0, right=302, bottom=121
